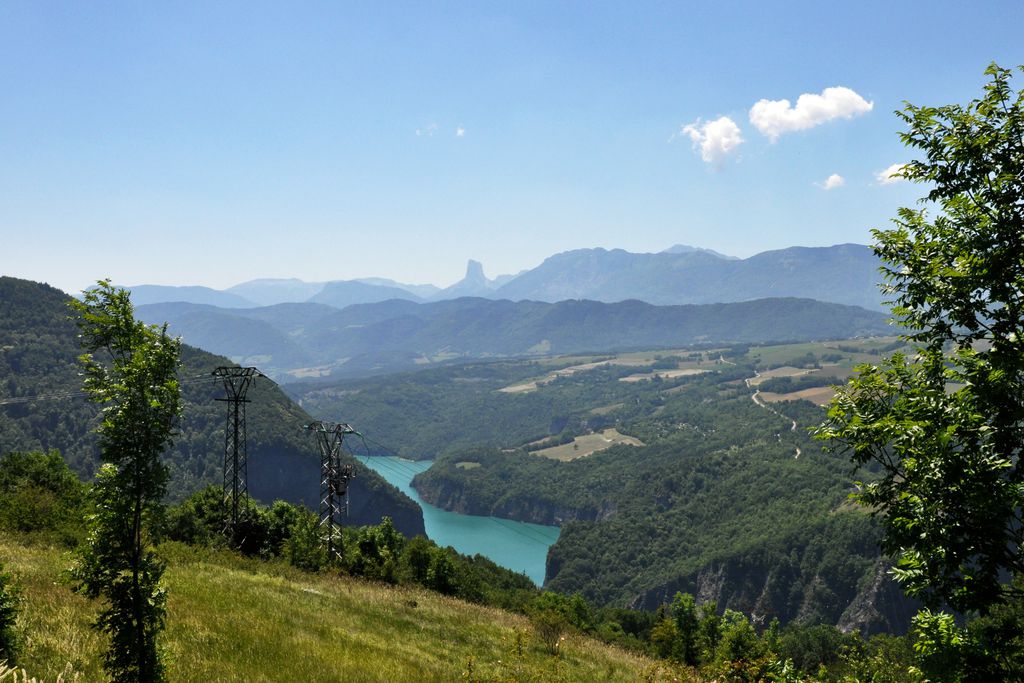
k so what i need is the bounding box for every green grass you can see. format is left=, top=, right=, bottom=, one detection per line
left=744, top=337, right=905, bottom=370
left=1, top=537, right=680, bottom=682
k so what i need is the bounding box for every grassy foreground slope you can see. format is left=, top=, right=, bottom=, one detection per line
left=3, top=536, right=670, bottom=683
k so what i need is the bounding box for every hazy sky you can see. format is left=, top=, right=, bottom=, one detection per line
left=2, top=1, right=1022, bottom=293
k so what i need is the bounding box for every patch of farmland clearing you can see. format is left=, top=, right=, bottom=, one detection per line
left=760, top=385, right=836, bottom=407
left=531, top=428, right=644, bottom=461
left=619, top=368, right=709, bottom=383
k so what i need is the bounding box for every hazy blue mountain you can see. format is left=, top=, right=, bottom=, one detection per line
left=135, top=302, right=319, bottom=370
left=120, top=284, right=257, bottom=308
left=354, top=277, right=441, bottom=299
left=494, top=244, right=884, bottom=310
left=226, top=278, right=327, bottom=306
left=120, top=243, right=884, bottom=311
left=138, top=296, right=892, bottom=381
left=661, top=243, right=738, bottom=260
left=431, top=260, right=499, bottom=300
left=307, top=280, right=423, bottom=309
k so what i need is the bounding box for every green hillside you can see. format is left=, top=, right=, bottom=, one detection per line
left=2, top=535, right=667, bottom=682
left=293, top=345, right=914, bottom=633
left=0, top=277, right=424, bottom=536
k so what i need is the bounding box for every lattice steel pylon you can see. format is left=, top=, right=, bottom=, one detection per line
left=214, top=366, right=260, bottom=538
left=305, top=421, right=358, bottom=562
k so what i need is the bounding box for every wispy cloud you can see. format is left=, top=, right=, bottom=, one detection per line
left=875, top=163, right=907, bottom=185
left=455, top=125, right=465, bottom=137
left=817, top=173, right=845, bottom=190
left=415, top=123, right=439, bottom=137
left=680, top=116, right=743, bottom=167
left=749, top=87, right=873, bottom=142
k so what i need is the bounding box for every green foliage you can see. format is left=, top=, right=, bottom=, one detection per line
left=528, top=597, right=571, bottom=656
left=346, top=516, right=405, bottom=583
left=670, top=592, right=699, bottom=665
left=910, top=609, right=974, bottom=682
left=284, top=506, right=328, bottom=572
left=69, top=281, right=181, bottom=683
left=0, top=564, right=20, bottom=663
left=816, top=64, right=1024, bottom=617
left=0, top=451, right=87, bottom=545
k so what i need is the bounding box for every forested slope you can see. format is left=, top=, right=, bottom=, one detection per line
left=0, top=277, right=423, bottom=535
left=292, top=346, right=914, bottom=633
left=413, top=378, right=911, bottom=632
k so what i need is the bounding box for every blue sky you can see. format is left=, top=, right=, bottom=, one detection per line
left=2, top=1, right=1022, bottom=293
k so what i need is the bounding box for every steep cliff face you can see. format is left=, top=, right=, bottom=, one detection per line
left=617, top=540, right=915, bottom=636
left=413, top=474, right=596, bottom=526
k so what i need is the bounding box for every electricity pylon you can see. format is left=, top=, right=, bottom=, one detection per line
left=214, top=366, right=260, bottom=538
left=305, top=421, right=358, bottom=562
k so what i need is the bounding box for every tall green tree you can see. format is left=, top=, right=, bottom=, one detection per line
left=70, top=281, right=181, bottom=683
left=816, top=64, right=1024, bottom=615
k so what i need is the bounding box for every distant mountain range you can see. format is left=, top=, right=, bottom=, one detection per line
left=119, top=243, right=886, bottom=312
left=135, top=296, right=892, bottom=382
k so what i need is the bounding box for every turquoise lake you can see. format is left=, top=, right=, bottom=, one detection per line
left=357, top=456, right=560, bottom=586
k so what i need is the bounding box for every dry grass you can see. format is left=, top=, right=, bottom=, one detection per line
left=589, top=402, right=624, bottom=416
left=531, top=429, right=644, bottom=462
left=618, top=368, right=708, bottom=383
left=759, top=386, right=836, bottom=407
left=747, top=366, right=817, bottom=385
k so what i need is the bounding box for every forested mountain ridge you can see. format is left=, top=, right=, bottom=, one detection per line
left=0, top=276, right=424, bottom=535
left=137, top=295, right=892, bottom=381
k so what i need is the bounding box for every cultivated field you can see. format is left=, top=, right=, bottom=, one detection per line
left=531, top=428, right=644, bottom=461
left=759, top=386, right=836, bottom=407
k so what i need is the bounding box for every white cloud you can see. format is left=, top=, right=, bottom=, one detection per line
left=455, top=125, right=465, bottom=137
left=415, top=123, right=439, bottom=137
left=817, top=173, right=845, bottom=190
left=680, top=116, right=743, bottom=166
left=749, top=86, right=873, bottom=142
left=875, top=163, right=907, bottom=185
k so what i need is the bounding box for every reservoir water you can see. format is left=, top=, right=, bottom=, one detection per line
left=357, top=456, right=560, bottom=586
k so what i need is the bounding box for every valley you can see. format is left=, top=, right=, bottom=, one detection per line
left=288, top=336, right=914, bottom=633
left=1, top=274, right=911, bottom=636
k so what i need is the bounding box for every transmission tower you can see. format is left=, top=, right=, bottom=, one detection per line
left=214, top=366, right=260, bottom=538
left=305, top=421, right=358, bottom=562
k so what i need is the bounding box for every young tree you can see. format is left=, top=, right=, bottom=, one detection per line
left=815, top=64, right=1024, bottom=615
left=70, top=281, right=181, bottom=683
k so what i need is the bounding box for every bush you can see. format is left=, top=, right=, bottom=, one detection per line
left=0, top=565, right=20, bottom=663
